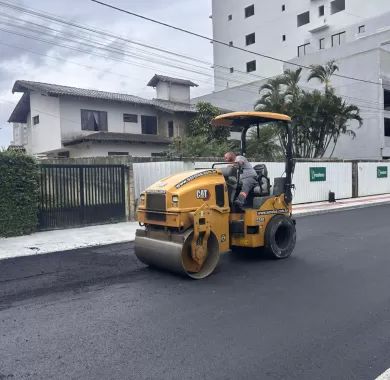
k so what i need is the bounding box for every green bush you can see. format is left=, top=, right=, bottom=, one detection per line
left=0, top=151, right=39, bottom=237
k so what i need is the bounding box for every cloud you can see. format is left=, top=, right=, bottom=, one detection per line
left=0, top=0, right=213, bottom=147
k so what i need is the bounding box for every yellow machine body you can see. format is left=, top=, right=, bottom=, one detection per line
left=135, top=111, right=296, bottom=279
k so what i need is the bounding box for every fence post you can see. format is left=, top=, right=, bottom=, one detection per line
left=128, top=163, right=137, bottom=221
left=352, top=161, right=359, bottom=198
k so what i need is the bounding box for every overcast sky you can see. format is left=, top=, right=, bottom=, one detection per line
left=0, top=0, right=213, bottom=147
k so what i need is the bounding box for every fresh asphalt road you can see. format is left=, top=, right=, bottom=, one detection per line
left=1, top=206, right=390, bottom=380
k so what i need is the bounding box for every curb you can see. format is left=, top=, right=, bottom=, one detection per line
left=1, top=200, right=389, bottom=262
left=293, top=200, right=390, bottom=218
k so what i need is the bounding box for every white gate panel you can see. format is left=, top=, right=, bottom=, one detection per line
left=292, top=162, right=352, bottom=204
left=133, top=161, right=192, bottom=198
left=358, top=163, right=390, bottom=196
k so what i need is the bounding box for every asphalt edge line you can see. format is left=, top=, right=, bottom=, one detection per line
left=1, top=200, right=389, bottom=261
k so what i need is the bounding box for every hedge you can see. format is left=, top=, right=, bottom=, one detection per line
left=0, top=151, right=40, bottom=237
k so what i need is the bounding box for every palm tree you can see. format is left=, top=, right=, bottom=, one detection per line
left=254, top=76, right=286, bottom=113
left=307, top=60, right=339, bottom=92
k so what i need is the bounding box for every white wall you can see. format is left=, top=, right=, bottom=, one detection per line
left=358, top=162, right=390, bottom=196
left=133, top=160, right=353, bottom=204
left=156, top=82, right=191, bottom=103
left=28, top=93, right=62, bottom=154
left=68, top=142, right=168, bottom=158
left=59, top=97, right=158, bottom=140
left=211, top=0, right=390, bottom=90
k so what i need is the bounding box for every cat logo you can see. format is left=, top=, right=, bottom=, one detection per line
left=196, top=189, right=210, bottom=200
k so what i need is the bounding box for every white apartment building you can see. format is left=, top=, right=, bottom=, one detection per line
left=8, top=75, right=197, bottom=158
left=197, top=0, right=390, bottom=159
left=211, top=0, right=390, bottom=91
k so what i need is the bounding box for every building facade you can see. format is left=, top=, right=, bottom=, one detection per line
left=9, top=75, right=197, bottom=158
left=198, top=1, right=390, bottom=159
left=211, top=0, right=390, bottom=91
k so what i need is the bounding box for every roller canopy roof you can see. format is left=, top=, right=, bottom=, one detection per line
left=212, top=112, right=291, bottom=131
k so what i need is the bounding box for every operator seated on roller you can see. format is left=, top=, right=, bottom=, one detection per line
left=224, top=151, right=258, bottom=210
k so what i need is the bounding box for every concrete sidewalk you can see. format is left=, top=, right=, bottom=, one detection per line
left=1, top=194, right=389, bottom=261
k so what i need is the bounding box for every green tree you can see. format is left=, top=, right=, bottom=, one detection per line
left=254, top=62, right=362, bottom=158
left=246, top=125, right=284, bottom=160
left=168, top=101, right=234, bottom=158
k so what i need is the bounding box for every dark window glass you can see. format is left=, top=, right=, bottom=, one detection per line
left=168, top=121, right=174, bottom=137
left=319, top=5, right=325, bottom=16
left=230, top=67, right=234, bottom=73
left=319, top=38, right=325, bottom=49
left=246, top=60, right=256, bottom=73
left=331, top=31, right=346, bottom=47
left=298, top=43, right=310, bottom=57
left=330, top=0, right=345, bottom=14
left=358, top=25, right=366, bottom=33
left=228, top=14, right=232, bottom=21
left=108, top=152, right=129, bottom=156
left=81, top=109, right=108, bottom=131
left=229, top=41, right=233, bottom=46
left=245, top=4, right=255, bottom=18
left=33, top=115, right=39, bottom=125
left=282, top=4, right=286, bottom=11
left=385, top=118, right=390, bottom=137
left=123, top=113, right=138, bottom=123
left=246, top=32, right=256, bottom=46
left=297, top=11, right=310, bottom=27
left=57, top=151, right=69, bottom=158
left=384, top=90, right=390, bottom=111
left=215, top=184, right=225, bottom=207
left=141, top=115, right=158, bottom=135
left=282, top=34, right=286, bottom=42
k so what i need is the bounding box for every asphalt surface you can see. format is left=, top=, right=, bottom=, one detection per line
left=1, top=205, right=390, bottom=380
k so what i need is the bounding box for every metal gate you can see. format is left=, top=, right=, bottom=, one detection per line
left=38, top=165, right=126, bottom=230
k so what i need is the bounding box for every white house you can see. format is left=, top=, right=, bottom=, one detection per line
left=196, top=1, right=390, bottom=160
left=8, top=75, right=198, bottom=158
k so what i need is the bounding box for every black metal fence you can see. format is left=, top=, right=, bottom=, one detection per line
left=38, top=165, right=126, bottom=230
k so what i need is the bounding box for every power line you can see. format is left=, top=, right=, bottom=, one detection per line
left=0, top=2, right=384, bottom=109
left=0, top=3, right=386, bottom=112
left=90, top=0, right=382, bottom=87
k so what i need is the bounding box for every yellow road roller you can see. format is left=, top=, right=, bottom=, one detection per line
left=135, top=112, right=296, bottom=279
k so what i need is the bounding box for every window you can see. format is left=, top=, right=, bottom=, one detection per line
left=358, top=25, right=366, bottom=34
left=108, top=152, right=129, bottom=156
left=168, top=121, right=174, bottom=138
left=384, top=90, right=390, bottom=110
left=297, top=11, right=310, bottom=27
left=330, top=0, right=345, bottom=14
left=141, top=115, right=158, bottom=135
left=331, top=31, right=346, bottom=47
left=319, top=38, right=325, bottom=49
left=282, top=4, right=286, bottom=12
left=123, top=113, right=138, bottom=123
left=33, top=115, right=39, bottom=125
left=57, top=151, right=69, bottom=158
left=81, top=109, right=108, bottom=131
left=230, top=67, right=234, bottom=73
left=228, top=14, right=232, bottom=21
left=229, top=41, right=233, bottom=46
left=298, top=43, right=310, bottom=57
left=245, top=4, right=255, bottom=18
left=246, top=60, right=256, bottom=73
left=319, top=5, right=325, bottom=17
left=282, top=34, right=286, bottom=42
left=385, top=118, right=390, bottom=137
left=246, top=32, right=256, bottom=46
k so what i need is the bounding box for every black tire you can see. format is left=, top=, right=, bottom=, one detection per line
left=264, top=215, right=296, bottom=259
